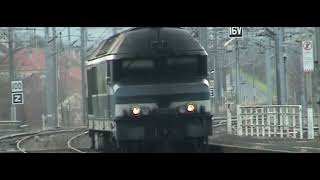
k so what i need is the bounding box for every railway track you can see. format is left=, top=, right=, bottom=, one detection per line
left=0, top=117, right=294, bottom=153
left=0, top=118, right=227, bottom=153
left=209, top=118, right=295, bottom=153
left=67, top=131, right=90, bottom=153
left=14, top=128, right=93, bottom=153
left=0, top=132, right=43, bottom=153
left=208, top=143, right=292, bottom=153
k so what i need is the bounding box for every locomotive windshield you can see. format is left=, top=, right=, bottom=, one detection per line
left=115, top=56, right=207, bottom=83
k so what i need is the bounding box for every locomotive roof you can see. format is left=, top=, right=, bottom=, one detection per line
left=86, top=27, right=207, bottom=65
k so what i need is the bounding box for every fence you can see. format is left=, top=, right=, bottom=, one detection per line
left=236, top=105, right=303, bottom=139
left=0, top=121, right=26, bottom=135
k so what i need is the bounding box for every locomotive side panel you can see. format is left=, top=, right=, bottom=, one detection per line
left=87, top=61, right=115, bottom=132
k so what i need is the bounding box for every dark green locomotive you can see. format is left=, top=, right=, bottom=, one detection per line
left=85, top=27, right=213, bottom=152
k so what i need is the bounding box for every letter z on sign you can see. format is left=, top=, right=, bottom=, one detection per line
left=12, top=92, right=24, bottom=104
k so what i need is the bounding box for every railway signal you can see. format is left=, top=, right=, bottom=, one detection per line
left=12, top=93, right=23, bottom=104
left=11, top=80, right=23, bottom=93
left=210, top=88, right=214, bottom=97
left=229, top=27, right=243, bottom=38
left=302, top=39, right=315, bottom=139
left=302, top=40, right=314, bottom=72
left=225, top=27, right=243, bottom=105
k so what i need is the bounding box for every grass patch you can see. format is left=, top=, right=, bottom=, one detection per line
left=240, top=70, right=268, bottom=94
left=240, top=70, right=280, bottom=97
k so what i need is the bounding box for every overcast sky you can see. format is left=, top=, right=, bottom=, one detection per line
left=4, top=27, right=131, bottom=49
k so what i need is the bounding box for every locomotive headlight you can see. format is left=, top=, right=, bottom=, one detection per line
left=187, top=104, right=195, bottom=112
left=132, top=106, right=141, bottom=116
left=177, top=103, right=197, bottom=114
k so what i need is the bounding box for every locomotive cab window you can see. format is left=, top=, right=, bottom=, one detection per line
left=118, top=59, right=155, bottom=81
left=166, top=56, right=207, bottom=78
left=121, top=59, right=154, bottom=72
left=116, top=56, right=207, bottom=83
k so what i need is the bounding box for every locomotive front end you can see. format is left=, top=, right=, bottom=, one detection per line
left=86, top=27, right=213, bottom=152
left=114, top=79, right=213, bottom=141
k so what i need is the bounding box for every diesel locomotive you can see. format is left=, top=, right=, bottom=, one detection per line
left=85, top=27, right=213, bottom=152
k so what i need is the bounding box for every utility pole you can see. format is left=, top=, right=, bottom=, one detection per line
left=306, top=66, right=314, bottom=139
left=8, top=27, right=16, bottom=122
left=274, top=27, right=282, bottom=105
left=43, top=27, right=58, bottom=129
left=57, top=31, right=63, bottom=127
left=280, top=28, right=287, bottom=105
left=40, top=29, right=46, bottom=130
left=265, top=39, right=273, bottom=104
left=80, top=27, right=88, bottom=125
left=206, top=28, right=216, bottom=115
left=68, top=27, right=71, bottom=46
left=253, top=58, right=256, bottom=102
left=304, top=32, right=314, bottom=139
left=299, top=28, right=307, bottom=114
left=66, top=28, right=71, bottom=127
left=264, top=28, right=280, bottom=104
left=314, top=27, right=320, bottom=136
left=52, top=27, right=58, bottom=128
left=284, top=52, right=288, bottom=105
left=33, top=28, right=37, bottom=48
left=44, top=27, right=53, bottom=129
left=235, top=39, right=241, bottom=105
left=199, top=27, right=208, bottom=51
left=214, top=28, right=220, bottom=113
left=200, top=27, right=222, bottom=107
left=219, top=50, right=224, bottom=99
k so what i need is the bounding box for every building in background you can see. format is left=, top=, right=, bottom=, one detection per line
left=0, top=47, right=82, bottom=130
